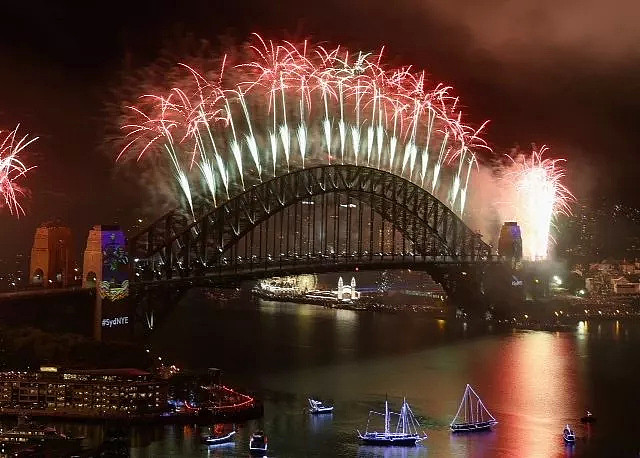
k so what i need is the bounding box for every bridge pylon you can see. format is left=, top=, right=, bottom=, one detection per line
left=82, top=225, right=132, bottom=341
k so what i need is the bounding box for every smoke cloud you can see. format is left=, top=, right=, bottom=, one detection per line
left=419, top=0, right=640, bottom=63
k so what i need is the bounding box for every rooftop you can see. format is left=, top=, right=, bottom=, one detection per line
left=66, top=368, right=150, bottom=377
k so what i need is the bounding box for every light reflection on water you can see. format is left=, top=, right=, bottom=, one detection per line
left=117, top=294, right=640, bottom=456
left=490, top=332, right=580, bottom=458
left=356, top=445, right=428, bottom=457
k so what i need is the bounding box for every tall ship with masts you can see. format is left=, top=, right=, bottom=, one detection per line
left=357, top=397, right=427, bottom=446
left=450, top=384, right=498, bottom=432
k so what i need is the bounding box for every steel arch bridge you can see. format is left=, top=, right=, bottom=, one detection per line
left=129, top=164, right=494, bottom=286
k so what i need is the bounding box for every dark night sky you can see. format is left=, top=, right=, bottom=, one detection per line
left=0, top=0, right=638, bottom=258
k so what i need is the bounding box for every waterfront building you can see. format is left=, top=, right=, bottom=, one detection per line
left=0, top=367, right=167, bottom=418
left=256, top=274, right=361, bottom=303
left=258, top=275, right=318, bottom=296
left=620, top=260, right=640, bottom=275
left=611, top=276, right=640, bottom=294
left=336, top=276, right=360, bottom=301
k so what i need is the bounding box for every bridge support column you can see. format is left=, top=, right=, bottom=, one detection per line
left=82, top=225, right=132, bottom=341
left=29, top=221, right=74, bottom=288
left=93, top=294, right=103, bottom=341
left=429, top=264, right=490, bottom=316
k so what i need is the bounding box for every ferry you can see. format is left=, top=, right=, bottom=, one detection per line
left=308, top=398, right=334, bottom=414
left=357, top=397, right=427, bottom=446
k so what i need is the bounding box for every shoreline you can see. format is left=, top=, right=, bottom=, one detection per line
left=0, top=402, right=264, bottom=424
left=252, top=289, right=640, bottom=334
left=252, top=289, right=449, bottom=316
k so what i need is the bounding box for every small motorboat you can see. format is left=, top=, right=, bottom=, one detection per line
left=563, top=424, right=576, bottom=443
left=203, top=430, right=236, bottom=446
left=249, top=430, right=268, bottom=454
left=580, top=410, right=596, bottom=423
left=308, top=398, right=334, bottom=414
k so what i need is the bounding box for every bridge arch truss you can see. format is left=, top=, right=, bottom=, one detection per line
left=129, top=164, right=493, bottom=283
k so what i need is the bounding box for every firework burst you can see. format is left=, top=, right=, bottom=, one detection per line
left=117, top=35, right=491, bottom=219
left=505, top=146, right=573, bottom=260
left=0, top=125, right=37, bottom=217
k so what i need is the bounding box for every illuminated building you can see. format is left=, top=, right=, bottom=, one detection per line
left=258, top=275, right=318, bottom=295
left=256, top=274, right=361, bottom=303
left=0, top=367, right=167, bottom=418
left=377, top=224, right=403, bottom=255
left=611, top=277, right=640, bottom=294
left=336, top=276, right=360, bottom=301
left=557, top=198, right=613, bottom=261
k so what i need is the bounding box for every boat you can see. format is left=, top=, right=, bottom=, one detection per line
left=450, top=384, right=498, bottom=433
left=0, top=423, right=82, bottom=445
left=249, top=430, right=268, bottom=454
left=0, top=422, right=84, bottom=456
left=308, top=398, right=334, bottom=414
left=580, top=410, right=596, bottom=423
left=203, top=430, right=236, bottom=446
left=357, top=397, right=428, bottom=446
left=563, top=424, right=576, bottom=443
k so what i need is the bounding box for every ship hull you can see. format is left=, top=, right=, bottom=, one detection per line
left=310, top=407, right=334, bottom=414
left=450, top=420, right=497, bottom=433
left=204, top=431, right=236, bottom=445
left=359, top=435, right=421, bottom=446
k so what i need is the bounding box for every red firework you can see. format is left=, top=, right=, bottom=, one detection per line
left=118, top=34, right=491, bottom=215
left=0, top=125, right=37, bottom=216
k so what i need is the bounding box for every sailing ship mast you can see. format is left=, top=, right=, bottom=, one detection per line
left=451, top=384, right=497, bottom=432
left=384, top=398, right=390, bottom=436
left=399, top=397, right=408, bottom=435
left=358, top=396, right=428, bottom=445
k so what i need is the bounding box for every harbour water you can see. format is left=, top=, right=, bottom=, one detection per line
left=32, top=290, right=640, bottom=457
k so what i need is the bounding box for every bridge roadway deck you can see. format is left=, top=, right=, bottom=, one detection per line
left=0, top=286, right=93, bottom=302
left=132, top=255, right=499, bottom=290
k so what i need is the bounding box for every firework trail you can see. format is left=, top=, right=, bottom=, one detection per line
left=0, top=125, right=37, bottom=217
left=117, top=35, right=491, bottom=219
left=505, top=146, right=573, bottom=260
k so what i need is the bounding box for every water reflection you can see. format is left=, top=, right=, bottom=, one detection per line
left=137, top=295, right=640, bottom=456
left=449, top=430, right=497, bottom=457
left=335, top=308, right=357, bottom=322
left=308, top=412, right=334, bottom=433
left=491, top=332, right=580, bottom=458
left=204, top=439, right=235, bottom=458
left=357, top=445, right=428, bottom=457
left=563, top=443, right=576, bottom=456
